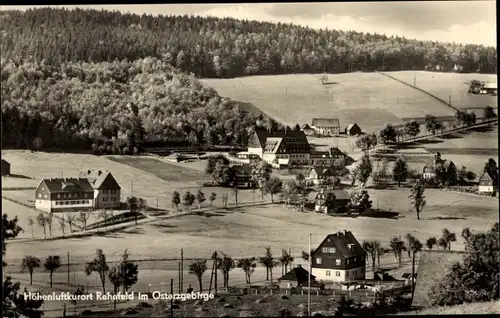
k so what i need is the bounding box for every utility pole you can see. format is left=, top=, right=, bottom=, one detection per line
left=449, top=92, right=452, bottom=106
left=170, top=279, right=174, bottom=318
left=308, top=233, right=311, bottom=317
left=67, top=252, right=70, bottom=284
left=180, top=249, right=184, bottom=292
left=131, top=180, right=133, bottom=197
left=214, top=251, right=218, bottom=296
left=178, top=262, right=181, bottom=294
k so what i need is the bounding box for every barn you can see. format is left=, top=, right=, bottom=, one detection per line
left=345, top=123, right=362, bottom=136
left=1, top=159, right=11, bottom=176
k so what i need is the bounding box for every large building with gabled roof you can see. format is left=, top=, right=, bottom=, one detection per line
left=311, top=230, right=367, bottom=282
left=311, top=118, right=340, bottom=136
left=79, top=170, right=121, bottom=209
left=35, top=178, right=94, bottom=213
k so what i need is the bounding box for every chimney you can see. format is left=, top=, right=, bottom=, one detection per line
left=87, top=170, right=91, bottom=174
left=344, top=229, right=347, bottom=235
left=98, top=170, right=102, bottom=176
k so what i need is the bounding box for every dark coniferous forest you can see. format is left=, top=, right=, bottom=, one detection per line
left=0, top=8, right=497, bottom=154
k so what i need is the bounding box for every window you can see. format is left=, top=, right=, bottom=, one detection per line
left=346, top=271, right=349, bottom=278
left=111, top=197, right=116, bottom=201
left=326, top=270, right=331, bottom=276
left=103, top=189, right=108, bottom=194
left=70, top=201, right=76, bottom=205
left=316, top=258, right=322, bottom=265
left=354, top=257, right=356, bottom=262
left=347, top=259, right=350, bottom=265
left=336, top=271, right=340, bottom=277
left=103, top=197, right=109, bottom=201
left=336, top=259, right=341, bottom=266
left=57, top=194, right=61, bottom=198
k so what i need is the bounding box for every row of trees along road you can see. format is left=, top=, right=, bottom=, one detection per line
left=1, top=8, right=496, bottom=74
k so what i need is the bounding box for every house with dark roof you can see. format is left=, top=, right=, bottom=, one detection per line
left=478, top=170, right=497, bottom=193
left=231, top=164, right=257, bottom=188
left=311, top=118, right=340, bottom=136
left=301, top=123, right=316, bottom=136
left=412, top=250, right=468, bottom=309
left=79, top=170, right=121, bottom=209
left=314, top=189, right=351, bottom=213
left=35, top=178, right=94, bottom=213
left=309, top=147, right=346, bottom=167
left=248, top=127, right=311, bottom=168
left=305, top=166, right=338, bottom=185
left=1, top=159, right=11, bottom=176
left=277, top=265, right=316, bottom=289
left=311, top=230, right=367, bottom=282
left=345, top=123, right=362, bottom=136
left=422, top=153, right=457, bottom=186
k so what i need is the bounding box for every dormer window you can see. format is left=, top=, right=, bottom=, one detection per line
left=348, top=244, right=355, bottom=252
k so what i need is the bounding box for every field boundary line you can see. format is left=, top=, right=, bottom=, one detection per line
left=2, top=187, right=37, bottom=191
left=379, top=72, right=460, bottom=113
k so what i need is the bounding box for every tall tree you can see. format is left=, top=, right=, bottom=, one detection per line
left=21, top=256, right=41, bottom=285
left=250, top=161, right=272, bottom=200
left=196, top=189, right=206, bottom=210
left=483, top=106, right=496, bottom=121
left=84, top=249, right=109, bottom=293
left=389, top=237, right=406, bottom=267
left=426, top=237, right=437, bottom=249
left=27, top=217, right=34, bottom=239
left=183, top=191, right=196, bottom=211
left=393, top=157, right=408, bottom=187
left=217, top=252, right=235, bottom=288
left=355, top=133, right=378, bottom=154
left=43, top=256, right=61, bottom=288
left=78, top=212, right=91, bottom=232
left=259, top=247, right=279, bottom=283
left=263, top=176, right=282, bottom=203
left=171, top=191, right=181, bottom=211
left=279, top=249, right=294, bottom=274
left=209, top=192, right=217, bottom=209
left=408, top=181, right=426, bottom=220
left=127, top=196, right=139, bottom=225
left=354, top=155, right=373, bottom=186
left=237, top=257, right=257, bottom=286
left=362, top=241, right=377, bottom=271
left=36, top=213, right=47, bottom=239
left=438, top=228, right=457, bottom=251
left=189, top=260, right=207, bottom=292
left=379, top=124, right=397, bottom=145
left=403, top=120, right=420, bottom=139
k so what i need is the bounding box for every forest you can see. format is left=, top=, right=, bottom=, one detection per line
left=0, top=57, right=265, bottom=154
left=0, top=7, right=497, bottom=77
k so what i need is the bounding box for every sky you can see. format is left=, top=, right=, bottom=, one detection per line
left=1, top=1, right=496, bottom=46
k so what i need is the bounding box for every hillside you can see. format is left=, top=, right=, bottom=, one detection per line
left=202, top=72, right=464, bottom=132
left=0, top=8, right=496, bottom=77
left=0, top=58, right=260, bottom=153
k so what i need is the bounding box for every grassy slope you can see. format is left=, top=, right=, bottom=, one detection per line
left=385, top=71, right=498, bottom=112
left=399, top=301, right=500, bottom=315
left=202, top=72, right=458, bottom=132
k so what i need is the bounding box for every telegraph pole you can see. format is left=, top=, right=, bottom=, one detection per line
left=67, top=252, right=70, bottom=284
left=308, top=233, right=311, bottom=317
left=214, top=251, right=218, bottom=296
left=178, top=262, right=181, bottom=293
left=180, top=249, right=184, bottom=292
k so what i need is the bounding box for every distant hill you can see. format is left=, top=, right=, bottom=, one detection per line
left=0, top=7, right=496, bottom=77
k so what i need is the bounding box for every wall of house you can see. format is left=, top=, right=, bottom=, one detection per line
left=278, top=280, right=299, bottom=289
left=479, top=185, right=494, bottom=192
left=312, top=266, right=365, bottom=282
left=247, top=147, right=263, bottom=158
left=35, top=199, right=52, bottom=212
left=95, top=189, right=121, bottom=209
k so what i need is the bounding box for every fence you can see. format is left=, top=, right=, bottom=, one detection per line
left=442, top=186, right=497, bottom=198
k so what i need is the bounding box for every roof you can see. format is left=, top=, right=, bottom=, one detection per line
left=40, top=178, right=94, bottom=193
left=1, top=159, right=10, bottom=164
left=263, top=137, right=283, bottom=153
left=412, top=250, right=469, bottom=308
left=278, top=265, right=316, bottom=283
left=78, top=170, right=121, bottom=190
left=316, top=189, right=351, bottom=201
left=253, top=128, right=309, bottom=149
left=479, top=171, right=495, bottom=182
left=307, top=166, right=337, bottom=177
left=301, top=123, right=312, bottom=129
left=312, top=118, right=340, bottom=128
left=312, top=231, right=366, bottom=259
left=346, top=123, right=360, bottom=131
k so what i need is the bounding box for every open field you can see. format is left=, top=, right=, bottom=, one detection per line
left=5, top=187, right=497, bottom=264
left=202, top=72, right=457, bottom=133
left=385, top=71, right=498, bottom=111
left=399, top=301, right=500, bottom=315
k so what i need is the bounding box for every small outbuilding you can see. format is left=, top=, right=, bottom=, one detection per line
left=277, top=265, right=316, bottom=289
left=1, top=159, right=11, bottom=176
left=345, top=123, right=362, bottom=136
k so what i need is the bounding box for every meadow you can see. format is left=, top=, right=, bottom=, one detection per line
left=202, top=72, right=457, bottom=133
left=384, top=71, right=498, bottom=112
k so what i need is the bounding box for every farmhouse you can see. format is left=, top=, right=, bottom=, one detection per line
left=311, top=230, right=367, bottom=282
left=79, top=170, right=121, bottom=209
left=306, top=166, right=338, bottom=185
left=35, top=178, right=94, bottom=213
left=231, top=164, right=256, bottom=188
left=412, top=250, right=469, bottom=309
left=422, top=153, right=457, bottom=185
left=314, top=189, right=351, bottom=213
left=482, top=82, right=497, bottom=95
left=345, top=123, right=362, bottom=136
left=300, top=123, right=316, bottom=136
left=309, top=147, right=346, bottom=167
left=277, top=265, right=316, bottom=289
left=248, top=127, right=310, bottom=168
left=1, top=159, right=11, bottom=176
left=478, top=171, right=497, bottom=193
left=311, top=118, right=341, bottom=136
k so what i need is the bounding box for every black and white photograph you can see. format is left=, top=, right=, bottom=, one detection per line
left=1, top=1, right=498, bottom=317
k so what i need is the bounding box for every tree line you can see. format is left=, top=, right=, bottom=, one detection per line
left=1, top=57, right=263, bottom=153
left=1, top=8, right=497, bottom=77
